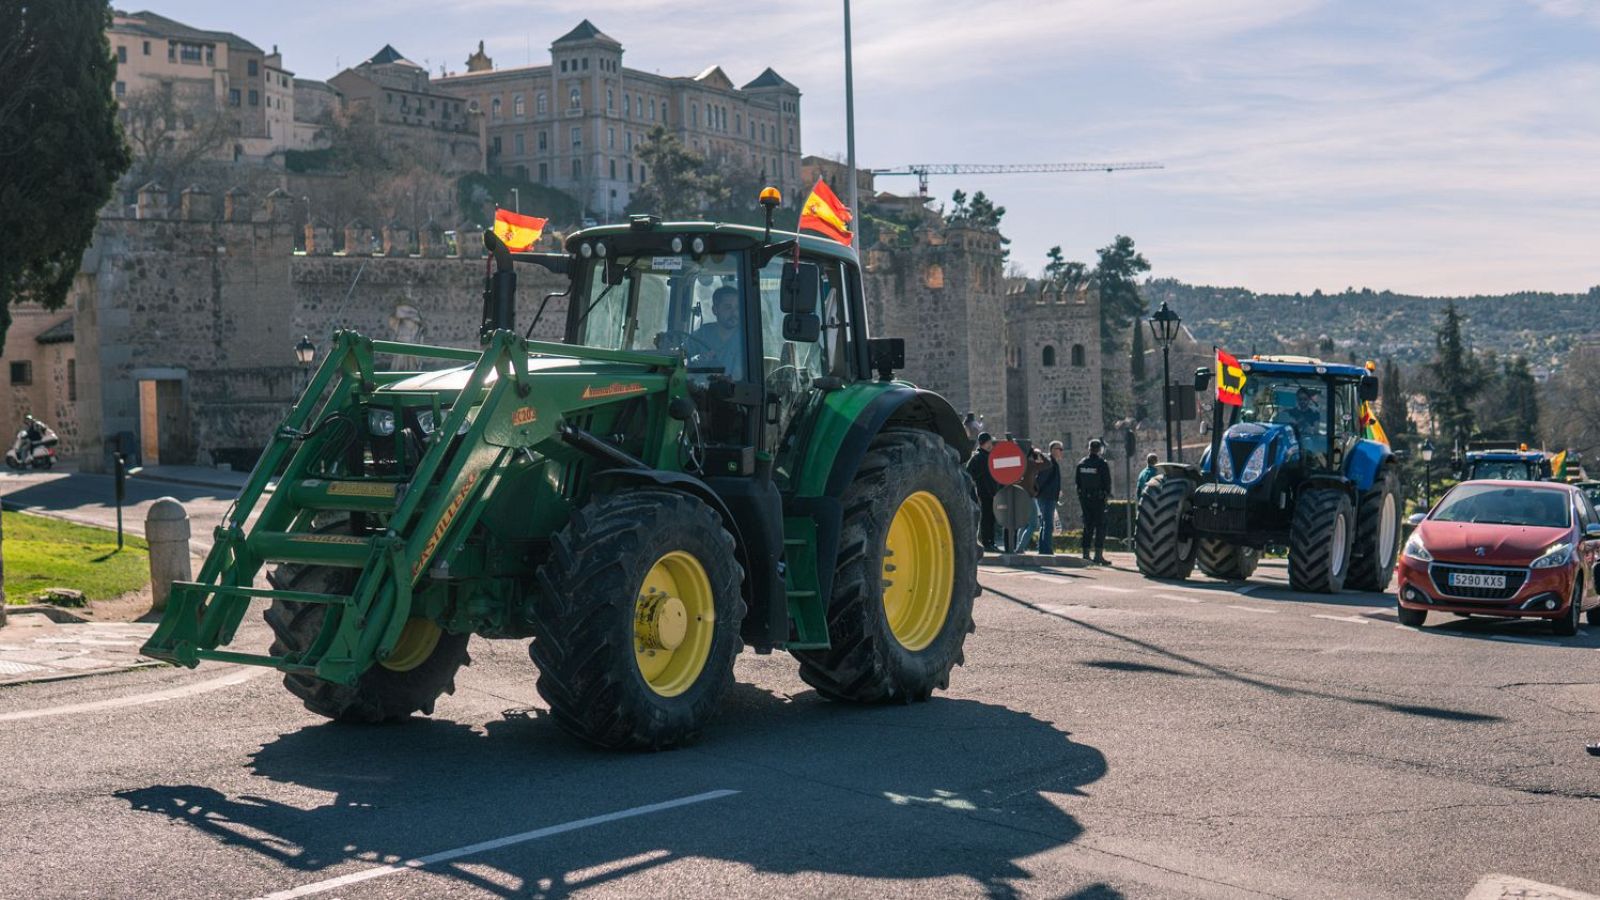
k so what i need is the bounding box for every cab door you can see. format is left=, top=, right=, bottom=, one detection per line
left=756, top=255, right=839, bottom=475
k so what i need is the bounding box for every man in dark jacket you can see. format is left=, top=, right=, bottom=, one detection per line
left=965, top=433, right=998, bottom=550
left=1075, top=438, right=1113, bottom=563
left=1034, top=441, right=1064, bottom=554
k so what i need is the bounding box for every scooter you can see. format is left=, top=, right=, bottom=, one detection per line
left=6, top=428, right=58, bottom=470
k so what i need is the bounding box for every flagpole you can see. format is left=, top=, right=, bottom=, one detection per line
left=843, top=0, right=859, bottom=221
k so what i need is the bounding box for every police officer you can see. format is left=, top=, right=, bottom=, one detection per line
left=1076, top=438, right=1113, bottom=564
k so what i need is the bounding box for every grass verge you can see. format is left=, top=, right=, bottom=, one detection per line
left=3, top=511, right=149, bottom=604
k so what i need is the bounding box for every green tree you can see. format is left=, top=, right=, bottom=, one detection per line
left=1093, top=236, right=1150, bottom=428
left=1044, top=246, right=1065, bottom=285
left=1378, top=358, right=1410, bottom=447
left=626, top=126, right=722, bottom=220
left=1474, top=354, right=1539, bottom=442
left=1427, top=302, right=1483, bottom=450
left=0, top=0, right=130, bottom=345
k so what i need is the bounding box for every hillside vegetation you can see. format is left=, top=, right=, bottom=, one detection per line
left=1144, top=279, right=1600, bottom=369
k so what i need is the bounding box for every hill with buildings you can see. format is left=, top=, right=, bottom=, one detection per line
left=1145, top=279, right=1600, bottom=369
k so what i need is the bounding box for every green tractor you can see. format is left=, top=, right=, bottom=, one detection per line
left=141, top=196, right=980, bottom=749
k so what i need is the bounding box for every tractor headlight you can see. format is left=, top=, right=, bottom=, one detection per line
left=1531, top=542, right=1574, bottom=569
left=1403, top=532, right=1432, bottom=562
left=579, top=241, right=593, bottom=259
left=415, top=409, right=436, bottom=435
left=367, top=409, right=396, bottom=437
left=1217, top=444, right=1235, bottom=480
left=1241, top=443, right=1268, bottom=483
left=670, top=236, right=684, bottom=253
left=691, top=236, right=706, bottom=255
left=595, top=240, right=608, bottom=258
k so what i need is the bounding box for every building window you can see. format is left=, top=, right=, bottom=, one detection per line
left=569, top=87, right=580, bottom=110
left=735, top=112, right=741, bottom=133
left=538, top=130, right=548, bottom=151
left=571, top=127, right=581, bottom=148
left=581, top=58, right=588, bottom=70
left=560, top=60, right=567, bottom=73
left=514, top=132, right=524, bottom=154
left=625, top=131, right=632, bottom=151
left=538, top=162, right=549, bottom=183
left=691, top=103, right=698, bottom=127
left=789, top=127, right=795, bottom=146
left=1071, top=344, right=1086, bottom=366
left=491, top=96, right=501, bottom=119
left=624, top=94, right=631, bottom=116
left=607, top=127, right=615, bottom=148
left=514, top=94, right=524, bottom=117
left=627, top=162, right=634, bottom=182
left=115, top=81, right=127, bottom=98
left=1042, top=345, right=1057, bottom=367
left=9, top=361, right=31, bottom=386
left=492, top=135, right=502, bottom=154
left=536, top=92, right=547, bottom=115
left=606, top=88, right=614, bottom=110
left=639, top=165, right=646, bottom=184
left=205, top=46, right=214, bottom=66
left=142, top=40, right=150, bottom=55
left=67, top=359, right=76, bottom=402
left=247, top=59, right=258, bottom=77
left=178, top=42, right=202, bottom=64
left=116, top=45, right=127, bottom=63
left=572, top=159, right=582, bottom=178
left=248, top=89, right=259, bottom=106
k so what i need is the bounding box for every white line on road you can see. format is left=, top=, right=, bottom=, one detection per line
left=1489, top=636, right=1561, bottom=647
left=1310, top=614, right=1369, bottom=626
left=0, top=666, right=268, bottom=723
left=1157, top=594, right=1201, bottom=603
left=1083, top=584, right=1138, bottom=594
left=254, top=789, right=741, bottom=900
left=1226, top=605, right=1280, bottom=614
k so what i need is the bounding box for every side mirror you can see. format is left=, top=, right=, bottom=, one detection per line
left=1584, top=522, right=1600, bottom=540
left=1407, top=512, right=1426, bottom=527
left=782, top=313, right=821, bottom=343
left=780, top=262, right=820, bottom=314
left=1193, top=368, right=1212, bottom=392
left=1359, top=375, right=1379, bottom=402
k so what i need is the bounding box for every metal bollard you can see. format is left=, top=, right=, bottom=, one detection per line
left=145, top=498, right=192, bottom=612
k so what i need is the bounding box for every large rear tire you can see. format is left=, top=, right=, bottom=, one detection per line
left=1347, top=468, right=1401, bottom=593
left=1288, top=487, right=1356, bottom=593
left=530, top=490, right=745, bottom=750
left=793, top=429, right=979, bottom=704
left=1135, top=475, right=1197, bottom=580
left=1197, top=539, right=1259, bottom=581
left=264, top=563, right=471, bottom=723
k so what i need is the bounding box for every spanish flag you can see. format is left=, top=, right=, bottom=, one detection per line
left=798, top=178, right=852, bottom=246
left=493, top=208, right=546, bottom=252
left=1215, top=348, right=1245, bottom=406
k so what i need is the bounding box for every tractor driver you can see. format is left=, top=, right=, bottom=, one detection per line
left=688, top=285, right=746, bottom=380
left=1276, top=387, right=1323, bottom=435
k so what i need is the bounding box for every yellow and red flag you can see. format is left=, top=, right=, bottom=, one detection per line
left=1360, top=401, right=1388, bottom=445
left=1551, top=449, right=1568, bottom=480
left=1215, top=348, right=1245, bottom=406
left=798, top=178, right=852, bottom=246
left=493, top=208, right=546, bottom=252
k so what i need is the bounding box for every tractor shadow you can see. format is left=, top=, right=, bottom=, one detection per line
left=117, top=685, right=1107, bottom=897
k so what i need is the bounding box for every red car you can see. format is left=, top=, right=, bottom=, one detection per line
left=1396, top=480, right=1600, bottom=635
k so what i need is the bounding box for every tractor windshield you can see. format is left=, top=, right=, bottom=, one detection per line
left=1234, top=374, right=1331, bottom=453
left=1468, top=459, right=1541, bottom=481
left=573, top=251, right=748, bottom=378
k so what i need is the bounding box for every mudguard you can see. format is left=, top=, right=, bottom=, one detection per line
left=1343, top=439, right=1389, bottom=493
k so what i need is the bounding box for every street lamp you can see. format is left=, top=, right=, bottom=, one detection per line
left=510, top=187, right=520, bottom=214
left=1148, top=301, right=1182, bottom=461
left=294, top=335, right=316, bottom=367
left=1421, top=439, right=1435, bottom=510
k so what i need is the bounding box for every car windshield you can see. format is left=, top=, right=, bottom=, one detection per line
left=1431, top=484, right=1571, bottom=528
left=1468, top=460, right=1539, bottom=481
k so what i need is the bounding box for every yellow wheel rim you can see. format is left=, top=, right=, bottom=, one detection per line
left=882, top=490, right=956, bottom=651
left=381, top=618, right=442, bottom=672
left=634, top=550, right=716, bottom=697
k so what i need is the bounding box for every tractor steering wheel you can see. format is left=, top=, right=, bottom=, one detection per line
left=655, top=330, right=716, bottom=357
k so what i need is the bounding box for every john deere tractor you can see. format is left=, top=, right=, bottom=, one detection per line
left=1135, top=356, right=1400, bottom=593
left=142, top=195, right=979, bottom=749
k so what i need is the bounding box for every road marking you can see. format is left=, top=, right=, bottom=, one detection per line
left=254, top=789, right=740, bottom=900
left=1310, top=614, right=1369, bottom=625
left=1489, top=635, right=1561, bottom=647
left=1083, top=584, right=1138, bottom=594
left=0, top=666, right=268, bottom=723
left=1226, top=605, right=1280, bottom=614
left=1157, top=593, right=1201, bottom=603
left=1465, top=873, right=1599, bottom=900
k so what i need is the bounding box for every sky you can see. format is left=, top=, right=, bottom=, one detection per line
left=140, top=0, right=1600, bottom=295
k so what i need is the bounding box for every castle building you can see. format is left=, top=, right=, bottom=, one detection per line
left=434, top=21, right=803, bottom=219
left=326, top=45, right=483, bottom=172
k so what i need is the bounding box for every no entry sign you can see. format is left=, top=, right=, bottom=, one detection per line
left=988, top=440, right=1026, bottom=486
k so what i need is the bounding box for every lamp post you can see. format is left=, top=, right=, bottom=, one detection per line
left=1421, top=439, right=1435, bottom=510
left=1148, top=301, right=1182, bottom=461
left=842, top=0, right=859, bottom=222
left=510, top=187, right=520, bottom=214
left=294, top=335, right=316, bottom=396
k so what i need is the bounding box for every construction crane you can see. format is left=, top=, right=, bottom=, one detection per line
left=871, top=162, right=1164, bottom=198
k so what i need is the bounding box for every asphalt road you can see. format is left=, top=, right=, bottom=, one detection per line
left=3, top=550, right=1599, bottom=898
left=0, top=468, right=239, bottom=553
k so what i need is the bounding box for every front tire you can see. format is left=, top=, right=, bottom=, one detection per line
left=1347, top=469, right=1401, bottom=592
left=1552, top=580, right=1583, bottom=637
left=1135, top=475, right=1197, bottom=580
left=1288, top=487, right=1356, bottom=593
left=265, top=564, right=471, bottom=723
left=793, top=429, right=978, bottom=704
left=1197, top=539, right=1259, bottom=581
left=531, top=490, right=745, bottom=750
left=1396, top=605, right=1427, bottom=628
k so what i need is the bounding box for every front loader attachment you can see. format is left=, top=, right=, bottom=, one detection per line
left=141, top=329, right=539, bottom=684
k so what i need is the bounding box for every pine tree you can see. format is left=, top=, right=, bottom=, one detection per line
left=1427, top=302, right=1483, bottom=450
left=1093, top=235, right=1151, bottom=429
left=1378, top=357, right=1410, bottom=447
left=0, top=0, right=131, bottom=346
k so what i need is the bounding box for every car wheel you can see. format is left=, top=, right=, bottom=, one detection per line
left=1396, top=604, right=1427, bottom=628
left=1552, top=580, right=1583, bottom=637
left=1587, top=599, right=1600, bottom=627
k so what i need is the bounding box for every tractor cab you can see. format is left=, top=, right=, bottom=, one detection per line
left=1200, top=357, right=1375, bottom=488
left=1460, top=444, right=1549, bottom=482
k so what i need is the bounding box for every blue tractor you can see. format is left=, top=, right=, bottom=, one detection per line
left=1459, top=443, right=1550, bottom=482
left=1135, top=356, right=1401, bottom=593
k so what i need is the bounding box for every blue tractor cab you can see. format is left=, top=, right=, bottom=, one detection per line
left=1460, top=444, right=1549, bottom=482
left=1135, top=356, right=1401, bottom=593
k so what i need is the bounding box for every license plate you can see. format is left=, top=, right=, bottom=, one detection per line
left=1449, top=572, right=1506, bottom=590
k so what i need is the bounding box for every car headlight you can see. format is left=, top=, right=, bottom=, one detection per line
left=1217, top=444, right=1234, bottom=480
left=1403, top=532, right=1432, bottom=562
left=367, top=408, right=395, bottom=437
left=1531, top=542, right=1574, bottom=569
left=1241, top=443, right=1268, bottom=484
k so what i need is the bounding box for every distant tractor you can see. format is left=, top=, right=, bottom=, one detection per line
left=1136, top=356, right=1400, bottom=593
left=1459, top=443, right=1550, bottom=482
left=142, top=193, right=980, bottom=750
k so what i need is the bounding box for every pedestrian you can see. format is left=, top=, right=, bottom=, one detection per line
left=963, top=412, right=982, bottom=445
left=966, top=432, right=999, bottom=551
left=1035, top=441, right=1064, bottom=555
left=1017, top=447, right=1047, bottom=552
left=1136, top=452, right=1160, bottom=498
left=1075, top=438, right=1112, bottom=564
